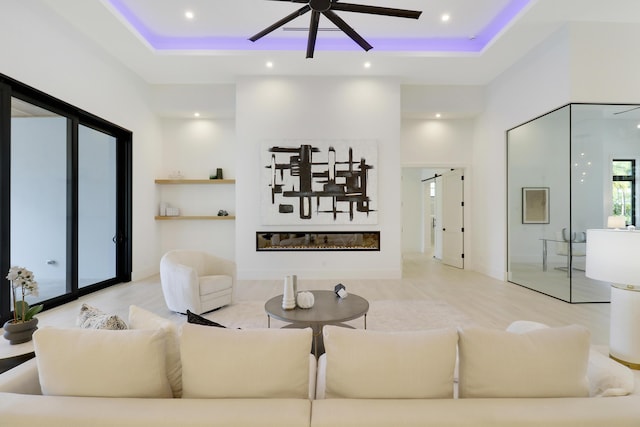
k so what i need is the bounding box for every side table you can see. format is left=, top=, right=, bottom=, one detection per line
left=265, top=290, right=369, bottom=357
left=0, top=332, right=35, bottom=374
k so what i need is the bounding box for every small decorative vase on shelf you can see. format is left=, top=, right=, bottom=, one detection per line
left=3, top=318, right=38, bottom=345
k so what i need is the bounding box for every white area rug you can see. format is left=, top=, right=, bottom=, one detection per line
left=200, top=299, right=475, bottom=331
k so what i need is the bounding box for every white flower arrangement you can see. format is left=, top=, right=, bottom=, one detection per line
left=6, top=266, right=43, bottom=323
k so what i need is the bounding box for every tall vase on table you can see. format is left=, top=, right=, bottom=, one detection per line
left=282, top=275, right=296, bottom=310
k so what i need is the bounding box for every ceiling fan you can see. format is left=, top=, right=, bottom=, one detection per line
left=249, top=0, right=422, bottom=58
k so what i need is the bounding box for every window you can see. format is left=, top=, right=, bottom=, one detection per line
left=0, top=74, right=132, bottom=323
left=612, top=159, right=636, bottom=226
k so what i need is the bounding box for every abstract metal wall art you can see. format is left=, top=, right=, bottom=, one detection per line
left=261, top=141, right=377, bottom=225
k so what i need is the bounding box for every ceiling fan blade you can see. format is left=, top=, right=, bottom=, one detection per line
left=332, top=3, right=422, bottom=19
left=249, top=5, right=311, bottom=42
left=306, top=11, right=321, bottom=58
left=323, top=9, right=373, bottom=52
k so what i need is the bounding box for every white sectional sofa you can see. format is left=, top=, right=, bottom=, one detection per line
left=0, top=308, right=638, bottom=427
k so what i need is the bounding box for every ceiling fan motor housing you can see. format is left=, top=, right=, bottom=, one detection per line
left=309, top=0, right=332, bottom=12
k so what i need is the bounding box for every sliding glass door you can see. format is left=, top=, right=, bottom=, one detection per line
left=10, top=99, right=68, bottom=304
left=78, top=125, right=118, bottom=288
left=0, top=75, right=132, bottom=322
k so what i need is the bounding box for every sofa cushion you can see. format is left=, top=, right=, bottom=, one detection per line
left=76, top=303, right=127, bottom=330
left=310, top=397, right=640, bottom=427
left=0, top=393, right=312, bottom=427
left=506, top=320, right=635, bottom=397
left=458, top=325, right=591, bottom=398
left=180, top=324, right=312, bottom=398
left=128, top=305, right=182, bottom=398
left=33, top=327, right=172, bottom=398
left=322, top=326, right=458, bottom=398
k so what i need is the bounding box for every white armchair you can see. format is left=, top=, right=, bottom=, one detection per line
left=160, top=250, right=236, bottom=315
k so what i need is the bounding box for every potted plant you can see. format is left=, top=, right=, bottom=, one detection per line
left=3, top=266, right=43, bottom=344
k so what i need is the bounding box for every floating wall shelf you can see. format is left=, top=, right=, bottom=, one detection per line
left=155, top=215, right=235, bottom=221
left=155, top=178, right=235, bottom=221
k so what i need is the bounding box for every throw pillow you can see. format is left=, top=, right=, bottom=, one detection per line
left=128, top=305, right=182, bottom=398
left=506, top=320, right=635, bottom=397
left=180, top=324, right=312, bottom=398
left=33, top=327, right=172, bottom=398
left=322, top=326, right=459, bottom=399
left=186, top=309, right=226, bottom=328
left=458, top=324, right=591, bottom=398
left=76, top=303, right=127, bottom=330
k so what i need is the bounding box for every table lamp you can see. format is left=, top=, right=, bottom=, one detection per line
left=586, top=229, right=640, bottom=369
left=607, top=215, right=626, bottom=229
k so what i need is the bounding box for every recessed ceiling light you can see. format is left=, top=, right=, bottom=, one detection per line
left=185, top=10, right=195, bottom=20
left=266, top=61, right=274, bottom=68
left=441, top=14, right=450, bottom=22
left=194, top=112, right=200, bottom=118
left=364, top=62, right=371, bottom=69
left=435, top=113, right=442, bottom=118
left=637, top=123, right=640, bottom=129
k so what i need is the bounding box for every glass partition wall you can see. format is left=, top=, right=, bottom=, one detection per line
left=507, top=103, right=640, bottom=303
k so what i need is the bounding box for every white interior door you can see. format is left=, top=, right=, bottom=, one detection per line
left=422, top=182, right=434, bottom=254
left=441, top=169, right=464, bottom=268
left=434, top=177, right=443, bottom=260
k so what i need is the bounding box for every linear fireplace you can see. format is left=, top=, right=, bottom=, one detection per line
left=256, top=231, right=380, bottom=251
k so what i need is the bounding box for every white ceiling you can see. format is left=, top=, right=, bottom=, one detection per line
left=38, top=0, right=640, bottom=86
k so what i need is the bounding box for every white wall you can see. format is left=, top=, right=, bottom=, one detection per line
left=400, top=118, right=474, bottom=259
left=472, top=26, right=572, bottom=279
left=401, top=168, right=424, bottom=253
left=0, top=1, right=163, bottom=280
left=569, top=23, right=640, bottom=103
left=157, top=118, right=236, bottom=260
left=236, top=76, right=401, bottom=280
left=401, top=119, right=475, bottom=168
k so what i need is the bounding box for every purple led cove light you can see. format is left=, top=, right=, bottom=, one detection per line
left=107, top=0, right=531, bottom=53
left=472, top=0, right=532, bottom=47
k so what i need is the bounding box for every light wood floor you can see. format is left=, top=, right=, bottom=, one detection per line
left=31, top=252, right=612, bottom=346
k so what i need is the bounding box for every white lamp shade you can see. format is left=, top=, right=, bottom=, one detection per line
left=586, top=229, right=640, bottom=287
left=607, top=215, right=626, bottom=229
